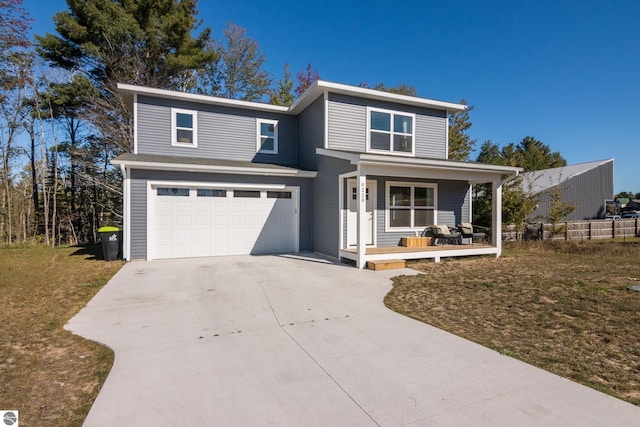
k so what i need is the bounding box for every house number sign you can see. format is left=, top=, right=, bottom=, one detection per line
left=359, top=181, right=366, bottom=203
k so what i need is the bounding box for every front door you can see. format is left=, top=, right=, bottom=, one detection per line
left=347, top=180, right=374, bottom=246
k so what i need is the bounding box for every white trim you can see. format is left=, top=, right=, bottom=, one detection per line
left=346, top=178, right=377, bottom=248
left=256, top=118, right=278, bottom=154
left=111, top=159, right=318, bottom=178
left=468, top=183, right=473, bottom=222
left=356, top=166, right=367, bottom=268
left=445, top=115, right=449, bottom=159
left=339, top=246, right=499, bottom=264
left=338, top=171, right=358, bottom=252
left=118, top=83, right=289, bottom=113
left=133, top=93, right=138, bottom=154
left=290, top=80, right=467, bottom=115
left=385, top=181, right=438, bottom=232
left=120, top=164, right=130, bottom=260
left=316, top=148, right=522, bottom=175
left=146, top=180, right=300, bottom=260
left=323, top=90, right=329, bottom=149
left=118, top=80, right=466, bottom=118
left=171, top=108, right=198, bottom=148
left=366, top=107, right=416, bottom=157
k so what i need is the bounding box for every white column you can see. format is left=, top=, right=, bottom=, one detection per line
left=356, top=166, right=367, bottom=269
left=492, top=178, right=503, bottom=257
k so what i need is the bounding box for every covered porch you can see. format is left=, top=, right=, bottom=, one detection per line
left=341, top=242, right=496, bottom=264
left=319, top=149, right=521, bottom=269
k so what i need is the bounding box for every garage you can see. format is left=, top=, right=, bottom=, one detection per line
left=149, top=184, right=299, bottom=259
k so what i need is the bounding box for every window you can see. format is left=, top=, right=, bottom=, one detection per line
left=157, top=187, right=189, bottom=197
left=267, top=191, right=291, bottom=199
left=233, top=190, right=260, bottom=198
left=368, top=108, right=415, bottom=155
left=197, top=189, right=226, bottom=197
left=386, top=182, right=436, bottom=229
left=257, top=119, right=278, bottom=154
left=171, top=108, right=197, bottom=147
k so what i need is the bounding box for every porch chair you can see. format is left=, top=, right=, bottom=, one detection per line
left=424, top=224, right=461, bottom=246
left=457, top=222, right=487, bottom=245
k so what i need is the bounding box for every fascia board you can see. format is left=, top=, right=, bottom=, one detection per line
left=117, top=83, right=290, bottom=114
left=119, top=80, right=466, bottom=116
left=358, top=156, right=521, bottom=175
left=112, top=159, right=317, bottom=178
left=286, top=80, right=467, bottom=114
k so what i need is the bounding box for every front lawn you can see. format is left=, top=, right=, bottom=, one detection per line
left=0, top=245, right=124, bottom=426
left=385, top=240, right=640, bottom=405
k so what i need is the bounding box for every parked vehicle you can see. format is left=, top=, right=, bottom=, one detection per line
left=621, top=212, right=638, bottom=219
left=605, top=214, right=621, bottom=220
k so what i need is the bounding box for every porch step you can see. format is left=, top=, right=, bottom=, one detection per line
left=366, top=259, right=406, bottom=271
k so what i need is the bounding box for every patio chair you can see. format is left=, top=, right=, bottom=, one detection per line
left=457, top=222, right=487, bottom=245
left=426, top=224, right=461, bottom=246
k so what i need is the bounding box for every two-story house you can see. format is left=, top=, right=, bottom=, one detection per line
left=114, top=80, right=520, bottom=268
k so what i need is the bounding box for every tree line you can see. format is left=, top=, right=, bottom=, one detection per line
left=0, top=0, right=593, bottom=247
left=0, top=0, right=327, bottom=246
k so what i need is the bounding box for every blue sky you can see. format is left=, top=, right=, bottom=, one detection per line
left=27, top=0, right=639, bottom=193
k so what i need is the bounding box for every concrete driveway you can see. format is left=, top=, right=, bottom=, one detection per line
left=67, top=254, right=640, bottom=426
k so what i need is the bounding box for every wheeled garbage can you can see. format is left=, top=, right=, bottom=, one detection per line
left=98, top=226, right=122, bottom=261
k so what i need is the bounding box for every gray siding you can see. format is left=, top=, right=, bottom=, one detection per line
left=128, top=169, right=314, bottom=260
left=326, top=93, right=448, bottom=159
left=130, top=177, right=147, bottom=259
left=297, top=96, right=325, bottom=170
left=532, top=162, right=613, bottom=221
left=327, top=97, right=367, bottom=152
left=313, top=155, right=356, bottom=258
left=136, top=95, right=298, bottom=166
left=371, top=177, right=470, bottom=247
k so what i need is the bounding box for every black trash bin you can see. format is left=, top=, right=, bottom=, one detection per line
left=98, top=226, right=122, bottom=261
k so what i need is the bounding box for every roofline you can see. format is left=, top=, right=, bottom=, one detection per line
left=317, top=148, right=522, bottom=175
left=112, top=158, right=318, bottom=178
left=117, top=80, right=466, bottom=115
left=290, top=80, right=466, bottom=114
left=117, top=83, right=290, bottom=114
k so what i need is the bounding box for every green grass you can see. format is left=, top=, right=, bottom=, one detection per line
left=385, top=240, right=640, bottom=405
left=0, top=244, right=124, bottom=426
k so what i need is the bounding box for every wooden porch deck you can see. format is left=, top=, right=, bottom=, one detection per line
left=343, top=243, right=494, bottom=255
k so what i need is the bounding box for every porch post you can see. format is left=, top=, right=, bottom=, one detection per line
left=356, top=166, right=367, bottom=269
left=492, top=178, right=503, bottom=257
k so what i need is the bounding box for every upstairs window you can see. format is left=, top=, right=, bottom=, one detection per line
left=257, top=119, right=278, bottom=154
left=368, top=108, right=415, bottom=155
left=171, top=108, right=197, bottom=147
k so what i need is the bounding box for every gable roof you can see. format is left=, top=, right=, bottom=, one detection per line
left=522, top=159, right=614, bottom=194
left=117, top=80, right=466, bottom=115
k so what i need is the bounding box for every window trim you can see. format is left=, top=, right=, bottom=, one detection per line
left=385, top=181, right=437, bottom=232
left=256, top=118, right=279, bottom=154
left=171, top=108, right=198, bottom=147
left=366, top=107, right=416, bottom=156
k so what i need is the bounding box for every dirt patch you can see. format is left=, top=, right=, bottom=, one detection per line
left=385, top=240, right=640, bottom=405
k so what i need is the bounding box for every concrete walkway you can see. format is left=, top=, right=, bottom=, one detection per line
left=67, top=254, right=640, bottom=426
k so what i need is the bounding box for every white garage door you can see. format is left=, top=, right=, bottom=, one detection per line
left=150, top=185, right=298, bottom=259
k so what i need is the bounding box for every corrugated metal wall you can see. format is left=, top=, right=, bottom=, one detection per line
left=531, top=161, right=613, bottom=221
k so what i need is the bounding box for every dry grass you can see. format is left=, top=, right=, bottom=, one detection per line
left=0, top=244, right=124, bottom=426
left=385, top=240, right=640, bottom=405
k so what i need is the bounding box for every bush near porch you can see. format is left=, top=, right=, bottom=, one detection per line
left=385, top=240, right=640, bottom=406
